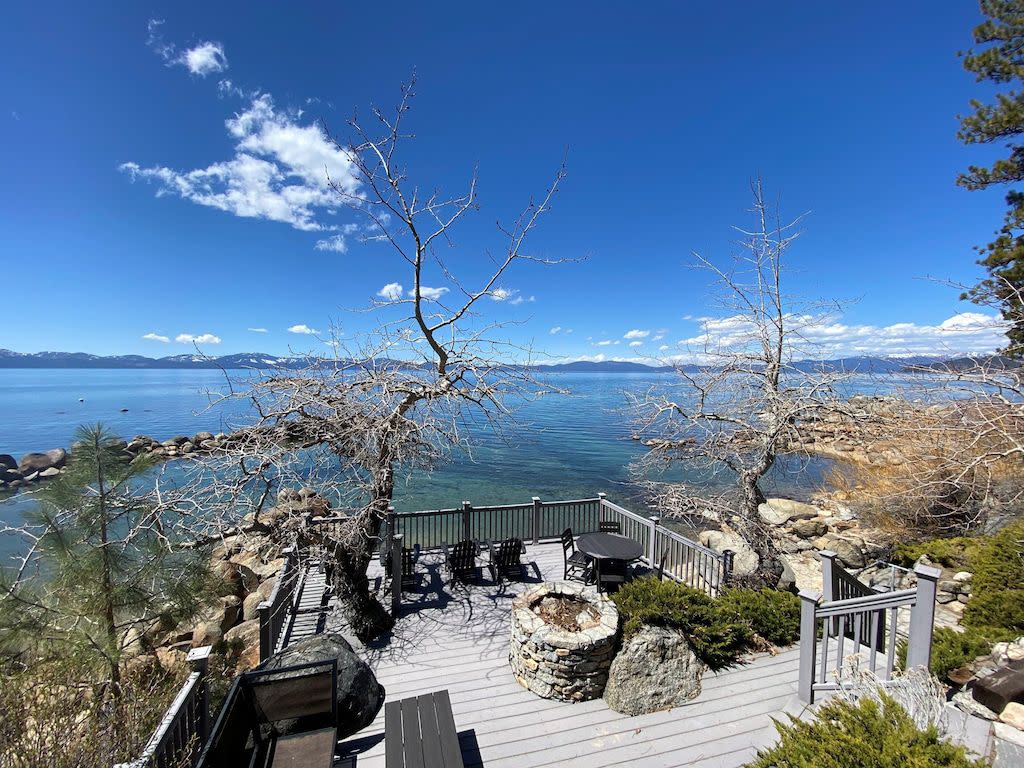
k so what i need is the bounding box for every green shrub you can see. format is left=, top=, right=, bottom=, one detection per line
left=716, top=588, right=801, bottom=647
left=614, top=578, right=801, bottom=670
left=899, top=626, right=1013, bottom=679
left=746, top=694, right=987, bottom=768
left=962, top=520, right=1024, bottom=632
left=891, top=537, right=979, bottom=569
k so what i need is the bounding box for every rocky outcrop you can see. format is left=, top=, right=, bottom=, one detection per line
left=263, top=633, right=385, bottom=740
left=603, top=625, right=705, bottom=715
left=698, top=528, right=759, bottom=577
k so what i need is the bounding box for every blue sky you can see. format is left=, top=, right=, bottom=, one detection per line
left=0, top=2, right=1014, bottom=362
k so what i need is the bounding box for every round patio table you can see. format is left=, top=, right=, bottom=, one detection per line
left=575, top=532, right=644, bottom=562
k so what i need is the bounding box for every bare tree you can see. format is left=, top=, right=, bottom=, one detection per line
left=631, top=181, right=847, bottom=584
left=192, top=78, right=570, bottom=640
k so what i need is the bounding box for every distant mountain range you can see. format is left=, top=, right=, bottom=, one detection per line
left=1, top=349, right=1012, bottom=373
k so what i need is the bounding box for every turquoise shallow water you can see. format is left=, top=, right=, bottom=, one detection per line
left=0, top=369, right=838, bottom=555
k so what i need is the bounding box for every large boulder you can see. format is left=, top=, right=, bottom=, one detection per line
left=262, top=633, right=385, bottom=739
left=757, top=498, right=821, bottom=526
left=18, top=448, right=66, bottom=475
left=699, top=529, right=759, bottom=577
left=820, top=533, right=868, bottom=569
left=0, top=454, right=17, bottom=471
left=603, top=625, right=704, bottom=715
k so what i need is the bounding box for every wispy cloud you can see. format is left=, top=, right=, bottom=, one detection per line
left=490, top=287, right=516, bottom=302
left=411, top=286, right=449, bottom=301
left=247, top=327, right=268, bottom=333
left=315, top=234, right=348, bottom=253
left=679, top=311, right=1010, bottom=359
left=287, top=324, right=319, bottom=335
left=624, top=329, right=650, bottom=340
left=550, top=326, right=563, bottom=335
left=510, top=294, right=536, bottom=305
left=377, top=282, right=403, bottom=300
left=121, top=91, right=358, bottom=233
left=629, top=341, right=643, bottom=347
left=595, top=339, right=621, bottom=347
left=176, top=333, right=221, bottom=344
left=142, top=332, right=170, bottom=343
left=146, top=20, right=228, bottom=77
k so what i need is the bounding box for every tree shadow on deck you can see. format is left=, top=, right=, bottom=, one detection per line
left=363, top=552, right=544, bottom=666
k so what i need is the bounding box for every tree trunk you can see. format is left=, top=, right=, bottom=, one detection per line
left=735, top=469, right=783, bottom=587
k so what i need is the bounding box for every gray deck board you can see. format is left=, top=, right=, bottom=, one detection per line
left=335, top=543, right=805, bottom=768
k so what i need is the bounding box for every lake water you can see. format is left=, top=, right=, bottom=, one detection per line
left=0, top=369, right=842, bottom=554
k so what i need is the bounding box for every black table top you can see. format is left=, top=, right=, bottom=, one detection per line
left=576, top=532, right=644, bottom=561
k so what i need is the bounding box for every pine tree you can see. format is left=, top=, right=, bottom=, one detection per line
left=0, top=424, right=211, bottom=692
left=958, top=0, right=1024, bottom=356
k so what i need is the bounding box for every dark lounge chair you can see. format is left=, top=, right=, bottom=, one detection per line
left=400, top=545, right=422, bottom=591
left=488, top=537, right=527, bottom=582
left=197, top=659, right=339, bottom=768
left=598, top=519, right=621, bottom=533
left=560, top=528, right=590, bottom=581
left=442, top=540, right=479, bottom=583
left=385, top=689, right=465, bottom=768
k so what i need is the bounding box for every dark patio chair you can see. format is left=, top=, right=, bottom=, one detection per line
left=596, top=558, right=628, bottom=594
left=598, top=520, right=621, bottom=533
left=197, top=659, right=338, bottom=768
left=400, top=545, right=422, bottom=590
left=488, top=537, right=527, bottom=582
left=442, top=539, right=480, bottom=583
left=560, top=527, right=590, bottom=581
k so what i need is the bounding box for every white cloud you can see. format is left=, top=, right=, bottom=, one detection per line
left=180, top=42, right=228, bottom=76
left=550, top=326, right=563, bottom=335
left=510, top=294, right=536, bottom=305
left=678, top=311, right=1010, bottom=360
left=315, top=234, right=348, bottom=253
left=629, top=341, right=643, bottom=347
left=287, top=324, right=319, bottom=335
left=377, top=282, right=403, bottom=301
left=176, top=333, right=221, bottom=344
left=146, top=21, right=227, bottom=77
left=121, top=93, right=359, bottom=232
left=142, top=332, right=170, bottom=343
left=659, top=344, right=670, bottom=351
left=217, top=79, right=244, bottom=99
left=595, top=340, right=621, bottom=347
left=247, top=327, right=268, bottom=333
left=624, top=329, right=650, bottom=340
left=490, top=287, right=516, bottom=302
left=409, top=286, right=450, bottom=301
left=652, top=334, right=664, bottom=341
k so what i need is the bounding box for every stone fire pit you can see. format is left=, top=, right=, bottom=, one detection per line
left=509, top=581, right=619, bottom=701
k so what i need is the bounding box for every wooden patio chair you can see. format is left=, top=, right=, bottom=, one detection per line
left=400, top=545, right=422, bottom=591
left=596, top=558, right=628, bottom=594
left=442, top=540, right=480, bottom=583
left=487, top=537, right=527, bottom=582
left=598, top=520, right=621, bottom=533
left=560, top=528, right=590, bottom=581
left=197, top=659, right=339, bottom=768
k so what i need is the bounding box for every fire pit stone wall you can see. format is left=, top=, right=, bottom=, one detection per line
left=509, top=580, right=620, bottom=702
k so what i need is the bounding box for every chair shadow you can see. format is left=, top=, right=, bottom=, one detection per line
left=333, top=728, right=482, bottom=767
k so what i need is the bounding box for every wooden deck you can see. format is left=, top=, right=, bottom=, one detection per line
left=335, top=543, right=807, bottom=768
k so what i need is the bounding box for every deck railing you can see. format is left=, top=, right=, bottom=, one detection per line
left=798, top=560, right=940, bottom=703
left=255, top=546, right=300, bottom=663
left=385, top=494, right=732, bottom=603
left=113, top=646, right=211, bottom=768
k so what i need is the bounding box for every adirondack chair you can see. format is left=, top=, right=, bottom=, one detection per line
left=560, top=528, right=590, bottom=581
left=488, top=537, right=527, bottom=582
left=400, top=545, right=422, bottom=591
left=442, top=540, right=479, bottom=583
left=598, top=520, right=621, bottom=533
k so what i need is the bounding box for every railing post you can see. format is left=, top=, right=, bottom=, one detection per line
left=597, top=492, right=607, bottom=528
left=819, top=550, right=838, bottom=603
left=905, top=563, right=940, bottom=671
left=382, top=506, right=396, bottom=564
left=797, top=589, right=821, bottom=703
left=648, top=516, right=660, bottom=567
left=462, top=501, right=473, bottom=542
left=532, top=497, right=541, bottom=545
left=256, top=601, right=271, bottom=663
left=186, top=645, right=212, bottom=749
left=721, top=549, right=734, bottom=587
left=390, top=532, right=404, bottom=615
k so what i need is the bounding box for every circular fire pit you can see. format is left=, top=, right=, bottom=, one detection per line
left=509, top=581, right=619, bottom=701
